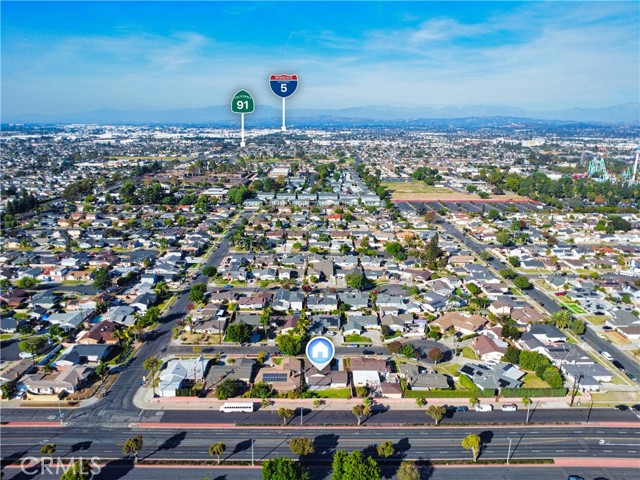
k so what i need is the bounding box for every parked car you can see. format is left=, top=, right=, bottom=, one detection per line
left=626, top=372, right=636, bottom=381
left=630, top=404, right=640, bottom=412
left=567, top=476, right=585, bottom=480
left=455, top=406, right=469, bottom=412
left=18, top=352, right=35, bottom=359
left=600, top=351, right=614, bottom=361
left=554, top=291, right=567, bottom=297
left=362, top=350, right=374, bottom=355
left=614, top=404, right=628, bottom=411
left=501, top=404, right=517, bottom=412
left=474, top=404, right=493, bottom=412
left=612, top=360, right=625, bottom=371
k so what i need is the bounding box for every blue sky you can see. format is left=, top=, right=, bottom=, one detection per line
left=2, top=1, right=638, bottom=116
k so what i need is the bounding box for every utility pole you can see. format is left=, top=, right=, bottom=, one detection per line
left=57, top=399, right=64, bottom=425
left=507, top=437, right=512, bottom=464
left=526, top=401, right=531, bottom=424
left=251, top=438, right=254, bottom=466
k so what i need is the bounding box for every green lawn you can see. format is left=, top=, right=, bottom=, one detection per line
left=566, top=304, right=587, bottom=314
left=0, top=334, right=15, bottom=341
left=461, top=346, right=479, bottom=360
left=585, top=315, right=608, bottom=326
left=344, top=334, right=371, bottom=343
left=436, top=363, right=461, bottom=377
left=522, top=372, right=549, bottom=389
left=314, top=388, right=351, bottom=399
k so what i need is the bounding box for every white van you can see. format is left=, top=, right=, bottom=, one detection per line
left=474, top=403, right=493, bottom=412
left=601, top=351, right=614, bottom=361
left=501, top=404, right=517, bottom=412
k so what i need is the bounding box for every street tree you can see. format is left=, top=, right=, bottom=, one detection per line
left=59, top=460, right=92, bottom=480
left=331, top=450, right=381, bottom=480
left=209, top=442, right=226, bottom=464
left=461, top=433, right=481, bottom=462
left=289, top=437, right=315, bottom=457
left=39, top=443, right=56, bottom=454
left=122, top=434, right=144, bottom=462
left=142, top=356, right=161, bottom=397
left=262, top=457, right=308, bottom=480
left=352, top=404, right=365, bottom=426
left=278, top=407, right=295, bottom=425
left=202, top=266, right=217, bottom=277
left=427, top=405, right=447, bottom=426
left=396, top=461, right=420, bottom=480
left=92, top=267, right=111, bottom=291
left=189, top=283, right=207, bottom=303
left=376, top=441, right=395, bottom=458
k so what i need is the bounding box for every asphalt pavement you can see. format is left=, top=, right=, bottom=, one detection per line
left=3, top=465, right=638, bottom=480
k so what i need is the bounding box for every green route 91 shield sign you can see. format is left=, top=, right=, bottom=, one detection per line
left=231, top=90, right=255, bottom=114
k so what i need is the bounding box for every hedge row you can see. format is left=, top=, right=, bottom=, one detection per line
left=404, top=388, right=495, bottom=399
left=501, top=388, right=568, bottom=398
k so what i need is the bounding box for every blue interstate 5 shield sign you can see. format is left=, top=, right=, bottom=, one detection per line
left=270, top=74, right=298, bottom=98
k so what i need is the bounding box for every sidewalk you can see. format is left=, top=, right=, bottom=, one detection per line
left=133, top=385, right=578, bottom=412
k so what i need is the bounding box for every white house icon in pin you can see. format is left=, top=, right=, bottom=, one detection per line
left=311, top=341, right=329, bottom=360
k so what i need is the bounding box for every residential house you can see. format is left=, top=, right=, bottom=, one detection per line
left=431, top=312, right=488, bottom=336
left=156, top=357, right=207, bottom=398
left=458, top=362, right=525, bottom=392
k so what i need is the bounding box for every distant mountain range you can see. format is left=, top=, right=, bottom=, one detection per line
left=4, top=102, right=638, bottom=125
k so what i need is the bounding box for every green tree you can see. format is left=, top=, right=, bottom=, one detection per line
left=513, top=276, right=531, bottom=290
left=276, top=333, right=302, bottom=355
left=376, top=441, right=395, bottom=458
left=40, top=443, right=56, bottom=454
left=262, top=457, right=308, bottom=480
left=189, top=283, right=207, bottom=303
left=215, top=379, right=240, bottom=400
left=345, top=272, right=366, bottom=290
left=384, top=242, right=406, bottom=261
left=59, top=460, right=92, bottom=480
left=397, top=461, right=420, bottom=480
left=466, top=283, right=481, bottom=296
left=289, top=437, right=315, bottom=457
left=226, top=322, right=252, bottom=343
left=278, top=407, right=295, bottom=425
left=570, top=318, right=586, bottom=335
left=543, top=367, right=564, bottom=388
left=122, top=434, right=144, bottom=462
left=425, top=232, right=441, bottom=266
left=501, top=345, right=521, bottom=364
left=461, top=433, right=481, bottom=462
left=426, top=405, right=447, bottom=426
left=251, top=381, right=272, bottom=398
left=142, top=356, right=161, bottom=396
left=209, top=442, right=226, bottom=464
left=202, top=266, right=217, bottom=277
left=550, top=310, right=572, bottom=329
left=496, top=230, right=511, bottom=246
left=16, top=276, right=37, bottom=289
left=227, top=185, right=253, bottom=205
left=92, top=267, right=111, bottom=291
left=400, top=343, right=416, bottom=359
left=153, top=280, right=169, bottom=298
left=508, top=256, right=521, bottom=267
left=331, top=450, right=380, bottom=480
left=352, top=404, right=365, bottom=426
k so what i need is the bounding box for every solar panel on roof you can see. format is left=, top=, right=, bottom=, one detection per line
left=263, top=373, right=288, bottom=382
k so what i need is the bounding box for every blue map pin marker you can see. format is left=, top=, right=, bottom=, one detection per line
left=306, top=336, right=335, bottom=371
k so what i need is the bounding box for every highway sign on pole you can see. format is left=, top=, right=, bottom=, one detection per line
left=269, top=74, right=298, bottom=132
left=231, top=90, right=255, bottom=147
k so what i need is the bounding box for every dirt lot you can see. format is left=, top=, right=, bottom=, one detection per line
left=383, top=182, right=528, bottom=202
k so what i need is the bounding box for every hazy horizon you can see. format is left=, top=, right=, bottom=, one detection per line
left=2, top=1, right=639, bottom=118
